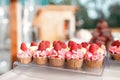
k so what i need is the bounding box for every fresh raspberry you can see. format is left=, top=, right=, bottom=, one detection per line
left=53, top=42, right=62, bottom=51
left=38, top=42, right=46, bottom=51
left=68, top=40, right=74, bottom=48
left=58, top=41, right=66, bottom=48
left=41, top=41, right=50, bottom=48
left=70, top=42, right=78, bottom=51
left=20, top=42, right=27, bottom=51
left=89, top=43, right=99, bottom=53
left=30, top=41, right=37, bottom=46
left=81, top=42, right=88, bottom=48
left=53, top=41, right=58, bottom=47
left=112, top=40, right=120, bottom=47
left=77, top=43, right=82, bottom=49
left=45, top=41, right=50, bottom=48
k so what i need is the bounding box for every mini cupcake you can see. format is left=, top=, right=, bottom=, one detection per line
left=17, top=42, right=32, bottom=64
left=49, top=41, right=67, bottom=67
left=33, top=41, right=50, bottom=65
left=66, top=41, right=84, bottom=69
left=84, top=43, right=106, bottom=68
left=109, top=40, right=120, bottom=61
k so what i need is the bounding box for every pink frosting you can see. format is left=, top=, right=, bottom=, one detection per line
left=17, top=49, right=32, bottom=58
left=33, top=50, right=49, bottom=58
left=48, top=49, right=66, bottom=59
left=66, top=49, right=84, bottom=60
left=84, top=51, right=104, bottom=61
left=109, top=46, right=120, bottom=54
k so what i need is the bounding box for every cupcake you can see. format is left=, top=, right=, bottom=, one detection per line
left=49, top=41, right=67, bottom=67
left=66, top=41, right=84, bottom=69
left=33, top=41, right=50, bottom=65
left=109, top=40, right=120, bottom=61
left=84, top=43, right=106, bottom=68
left=17, top=42, right=32, bottom=64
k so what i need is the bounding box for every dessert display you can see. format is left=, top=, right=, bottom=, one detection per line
left=90, top=19, right=113, bottom=48
left=33, top=41, right=50, bottom=65
left=84, top=42, right=106, bottom=68
left=66, top=41, right=85, bottom=69
left=17, top=42, right=32, bottom=64
left=109, top=40, right=120, bottom=61
left=17, top=40, right=106, bottom=76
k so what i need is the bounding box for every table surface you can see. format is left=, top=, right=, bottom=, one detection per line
left=0, top=60, right=120, bottom=80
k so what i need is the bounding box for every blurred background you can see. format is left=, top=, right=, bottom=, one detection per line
left=0, top=0, right=120, bottom=74
left=20, top=0, right=120, bottom=29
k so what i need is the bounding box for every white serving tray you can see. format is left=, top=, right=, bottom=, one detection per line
left=13, top=58, right=106, bottom=76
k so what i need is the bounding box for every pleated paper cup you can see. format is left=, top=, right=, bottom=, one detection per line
left=110, top=53, right=120, bottom=61
left=66, top=59, right=83, bottom=69
left=85, top=59, right=103, bottom=68
left=49, top=57, right=65, bottom=67
left=34, top=57, right=48, bottom=65
left=18, top=57, right=32, bottom=64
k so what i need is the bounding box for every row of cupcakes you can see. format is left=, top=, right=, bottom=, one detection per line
left=17, top=41, right=106, bottom=69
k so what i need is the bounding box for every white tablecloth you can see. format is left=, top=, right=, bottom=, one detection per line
left=0, top=61, right=120, bottom=80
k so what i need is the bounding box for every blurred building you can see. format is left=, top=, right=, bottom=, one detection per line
left=32, top=5, right=78, bottom=41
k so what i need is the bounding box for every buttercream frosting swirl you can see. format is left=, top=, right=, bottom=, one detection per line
left=17, top=49, right=32, bottom=58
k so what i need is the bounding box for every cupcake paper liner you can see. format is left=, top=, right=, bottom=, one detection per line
left=34, top=57, right=48, bottom=65
left=85, top=59, right=103, bottom=68
left=18, top=57, right=32, bottom=64
left=110, top=54, right=120, bottom=61
left=66, top=59, right=83, bottom=69
left=49, top=58, right=65, bottom=67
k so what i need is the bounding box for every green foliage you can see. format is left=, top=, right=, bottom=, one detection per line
left=76, top=5, right=97, bottom=29
left=107, top=3, right=120, bottom=28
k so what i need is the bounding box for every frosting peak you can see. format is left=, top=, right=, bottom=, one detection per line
left=17, top=49, right=32, bottom=58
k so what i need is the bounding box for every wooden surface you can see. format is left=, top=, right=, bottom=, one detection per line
left=9, top=0, right=18, bottom=63
left=110, top=28, right=120, bottom=32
